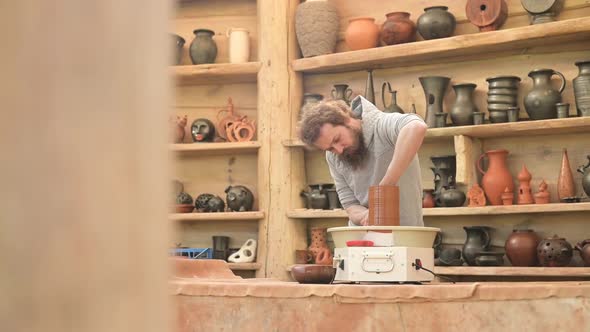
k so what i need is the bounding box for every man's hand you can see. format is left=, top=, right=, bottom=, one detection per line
left=346, top=205, right=369, bottom=226
left=360, top=209, right=369, bottom=226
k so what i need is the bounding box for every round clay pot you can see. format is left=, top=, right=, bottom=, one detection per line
left=345, top=17, right=380, bottom=51
left=537, top=235, right=573, bottom=267
left=423, top=189, right=436, bottom=208
left=380, top=12, right=416, bottom=45
left=505, top=229, right=540, bottom=266
left=439, top=187, right=466, bottom=207
left=175, top=204, right=194, bottom=213
left=417, top=6, right=456, bottom=40
left=294, top=0, right=339, bottom=57
left=290, top=264, right=335, bottom=284
left=189, top=29, right=217, bottom=65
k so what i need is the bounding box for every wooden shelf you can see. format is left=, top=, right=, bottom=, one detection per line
left=172, top=62, right=261, bottom=85
left=170, top=211, right=265, bottom=221
left=291, top=17, right=590, bottom=74
left=171, top=141, right=261, bottom=154
left=287, top=209, right=347, bottom=219
left=434, top=266, right=590, bottom=277
left=284, top=118, right=590, bottom=148
left=288, top=203, right=590, bottom=219
left=228, top=262, right=261, bottom=271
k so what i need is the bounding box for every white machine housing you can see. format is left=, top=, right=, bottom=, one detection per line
left=333, top=247, right=434, bottom=282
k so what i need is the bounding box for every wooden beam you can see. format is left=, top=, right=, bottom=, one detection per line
left=454, top=135, right=482, bottom=187
left=292, top=17, right=590, bottom=73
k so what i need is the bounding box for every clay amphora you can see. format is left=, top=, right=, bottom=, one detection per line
left=450, top=83, right=477, bottom=126
left=505, top=229, right=540, bottom=266
left=419, top=76, right=451, bottom=127
left=537, top=235, right=573, bottom=267
left=345, top=17, right=380, bottom=51
left=423, top=189, right=436, bottom=208
left=477, top=149, right=514, bottom=205
left=227, top=28, right=250, bottom=63
left=517, top=164, right=534, bottom=205
left=365, top=69, right=375, bottom=104
left=380, top=12, right=416, bottom=45
left=417, top=6, right=456, bottom=40
left=189, top=29, right=217, bottom=64
left=524, top=68, right=566, bottom=120
left=331, top=84, right=353, bottom=106
left=578, top=155, right=590, bottom=197
left=308, top=227, right=332, bottom=264
left=466, top=0, right=508, bottom=32
left=574, top=60, right=590, bottom=117
left=557, top=149, right=576, bottom=200
left=575, top=240, right=590, bottom=267
left=382, top=82, right=405, bottom=113
left=463, top=226, right=492, bottom=266
left=294, top=0, right=339, bottom=58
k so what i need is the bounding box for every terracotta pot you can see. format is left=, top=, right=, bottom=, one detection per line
left=294, top=0, right=339, bottom=57
left=465, top=0, right=508, bottom=32
left=423, top=189, right=436, bottom=208
left=380, top=12, right=416, bottom=45
left=537, top=235, right=573, bottom=267
left=517, top=164, right=534, bottom=205
left=501, top=187, right=514, bottom=205
left=575, top=240, right=590, bottom=267
left=345, top=17, right=380, bottom=51
left=534, top=180, right=550, bottom=204
left=290, top=264, right=335, bottom=284
left=368, top=185, right=400, bottom=226
left=557, top=148, right=576, bottom=200
left=505, top=229, right=540, bottom=266
left=477, top=149, right=514, bottom=205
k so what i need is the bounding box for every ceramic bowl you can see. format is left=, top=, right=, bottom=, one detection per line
left=175, top=204, right=195, bottom=213
left=290, top=264, right=336, bottom=284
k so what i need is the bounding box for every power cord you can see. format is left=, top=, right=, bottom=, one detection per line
left=412, top=258, right=456, bottom=284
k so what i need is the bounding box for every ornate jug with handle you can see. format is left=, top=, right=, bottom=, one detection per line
left=462, top=226, right=492, bottom=266
left=524, top=68, right=566, bottom=120
left=381, top=82, right=404, bottom=113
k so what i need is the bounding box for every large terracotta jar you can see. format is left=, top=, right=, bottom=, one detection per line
left=477, top=149, right=514, bottom=205
left=294, top=0, right=339, bottom=58
left=505, top=229, right=540, bottom=266
left=345, top=17, right=380, bottom=51
left=380, top=12, right=416, bottom=45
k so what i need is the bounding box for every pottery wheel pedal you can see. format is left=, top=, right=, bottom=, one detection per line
left=332, top=238, right=436, bottom=283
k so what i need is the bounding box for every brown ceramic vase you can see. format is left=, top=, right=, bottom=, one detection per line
left=537, top=235, right=573, bottom=267
left=345, top=17, right=380, bottom=51
left=368, top=185, right=400, bottom=226
left=477, top=149, right=514, bottom=205
left=380, top=12, right=416, bottom=45
left=505, top=229, right=540, bottom=266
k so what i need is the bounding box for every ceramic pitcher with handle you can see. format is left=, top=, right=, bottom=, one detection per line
left=524, top=68, right=566, bottom=120
left=477, top=149, right=514, bottom=205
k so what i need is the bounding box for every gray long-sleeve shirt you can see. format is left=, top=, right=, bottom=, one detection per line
left=326, top=96, right=425, bottom=227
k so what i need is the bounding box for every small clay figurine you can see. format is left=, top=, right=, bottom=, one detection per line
left=517, top=165, right=534, bottom=204
left=171, top=115, right=187, bottom=143
left=534, top=180, right=550, bottom=204
left=501, top=187, right=514, bottom=205
left=191, top=118, right=216, bottom=142
left=467, top=183, right=486, bottom=207
left=225, top=185, right=254, bottom=212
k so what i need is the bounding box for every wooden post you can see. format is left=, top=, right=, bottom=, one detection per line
left=0, top=1, right=171, bottom=331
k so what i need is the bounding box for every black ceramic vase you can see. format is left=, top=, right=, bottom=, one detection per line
left=189, top=29, right=217, bottom=64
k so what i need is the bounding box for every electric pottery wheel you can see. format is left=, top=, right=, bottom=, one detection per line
left=328, top=226, right=440, bottom=283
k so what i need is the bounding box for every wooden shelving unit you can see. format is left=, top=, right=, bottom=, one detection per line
left=228, top=262, right=262, bottom=271
left=291, top=17, right=590, bottom=74
left=171, top=141, right=261, bottom=154
left=434, top=266, right=590, bottom=277
left=170, top=211, right=265, bottom=221
left=287, top=209, right=347, bottom=219
left=172, top=62, right=261, bottom=85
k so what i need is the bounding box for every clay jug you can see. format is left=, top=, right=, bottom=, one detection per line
left=345, top=17, right=380, bottom=51
left=382, top=82, right=405, bottom=113
left=524, top=68, right=566, bottom=120
left=189, top=29, right=217, bottom=64
left=380, top=11, right=416, bottom=45
left=477, top=149, right=514, bottom=205
left=557, top=149, right=576, bottom=200
left=450, top=83, right=478, bottom=126
left=308, top=227, right=332, bottom=264
left=462, top=226, right=492, bottom=266
left=227, top=28, right=250, bottom=63
left=575, top=240, right=590, bottom=267
left=423, top=189, right=435, bottom=208
left=505, top=229, right=540, bottom=266
left=574, top=60, right=590, bottom=117
left=578, top=155, right=590, bottom=197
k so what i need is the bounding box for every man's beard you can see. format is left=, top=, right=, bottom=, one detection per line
left=338, top=126, right=367, bottom=170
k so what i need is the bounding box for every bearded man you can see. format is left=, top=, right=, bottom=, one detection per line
left=298, top=96, right=427, bottom=226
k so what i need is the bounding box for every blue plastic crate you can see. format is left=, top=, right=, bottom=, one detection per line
left=169, top=248, right=212, bottom=259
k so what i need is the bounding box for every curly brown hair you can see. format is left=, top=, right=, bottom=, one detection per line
left=297, top=99, right=354, bottom=146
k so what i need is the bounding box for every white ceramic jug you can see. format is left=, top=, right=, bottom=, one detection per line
left=227, top=28, right=250, bottom=63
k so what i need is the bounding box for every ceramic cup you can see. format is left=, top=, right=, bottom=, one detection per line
left=507, top=107, right=519, bottom=122
left=556, top=103, right=570, bottom=119
left=473, top=112, right=485, bottom=125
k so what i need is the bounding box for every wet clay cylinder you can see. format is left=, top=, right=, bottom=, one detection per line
left=368, top=185, right=400, bottom=226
